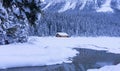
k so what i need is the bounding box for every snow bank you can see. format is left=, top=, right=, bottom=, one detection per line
left=28, top=36, right=120, bottom=53
left=1, top=36, right=120, bottom=69
left=87, top=64, right=120, bottom=71
left=0, top=39, right=77, bottom=68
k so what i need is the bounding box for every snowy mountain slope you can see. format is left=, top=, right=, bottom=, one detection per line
left=97, top=0, right=113, bottom=12
left=42, top=0, right=120, bottom=12
left=42, top=2, right=53, bottom=10
left=58, top=2, right=76, bottom=12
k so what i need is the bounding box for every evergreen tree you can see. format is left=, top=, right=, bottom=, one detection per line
left=0, top=0, right=43, bottom=45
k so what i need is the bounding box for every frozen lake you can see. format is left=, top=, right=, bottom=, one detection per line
left=0, top=48, right=120, bottom=71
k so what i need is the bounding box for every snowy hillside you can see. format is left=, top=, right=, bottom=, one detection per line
left=96, top=0, right=113, bottom=12
left=42, top=0, right=120, bottom=12
left=37, top=0, right=120, bottom=37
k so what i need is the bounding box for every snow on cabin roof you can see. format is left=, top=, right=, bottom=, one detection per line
left=56, top=32, right=68, bottom=36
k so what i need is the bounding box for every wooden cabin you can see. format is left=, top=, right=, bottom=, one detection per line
left=56, top=32, right=69, bottom=37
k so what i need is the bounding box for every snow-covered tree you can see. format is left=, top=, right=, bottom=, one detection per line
left=0, top=1, right=9, bottom=44
left=0, top=0, right=43, bottom=45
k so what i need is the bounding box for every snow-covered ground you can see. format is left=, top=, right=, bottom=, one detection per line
left=88, top=64, right=120, bottom=71
left=97, top=0, right=113, bottom=12
left=1, top=36, right=120, bottom=70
